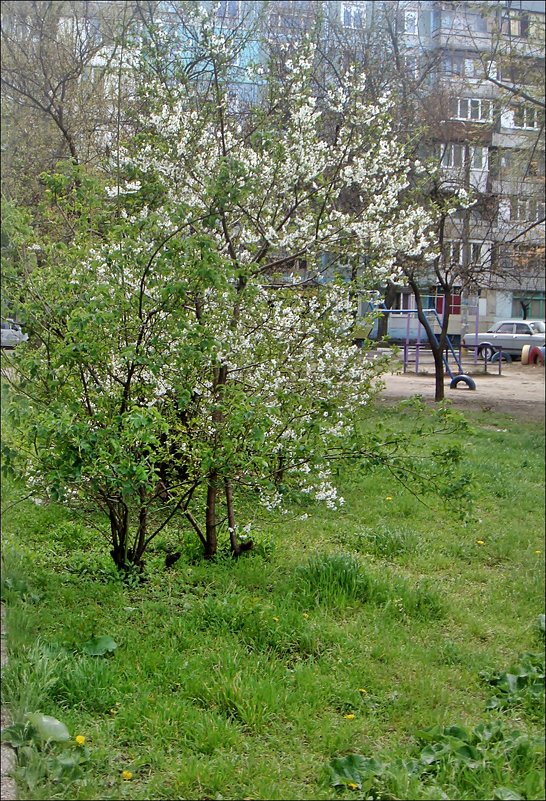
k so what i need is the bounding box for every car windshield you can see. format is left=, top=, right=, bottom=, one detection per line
left=529, top=321, right=545, bottom=333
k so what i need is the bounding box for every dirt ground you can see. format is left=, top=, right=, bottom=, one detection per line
left=376, top=362, right=545, bottom=421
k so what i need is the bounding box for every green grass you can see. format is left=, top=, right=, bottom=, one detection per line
left=1, top=402, right=544, bottom=800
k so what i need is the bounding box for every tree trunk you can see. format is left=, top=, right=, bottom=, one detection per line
left=377, top=281, right=398, bottom=340
left=109, top=503, right=130, bottom=569
left=224, top=478, right=241, bottom=556
left=432, top=347, right=445, bottom=402
left=409, top=278, right=446, bottom=402
left=205, top=471, right=218, bottom=558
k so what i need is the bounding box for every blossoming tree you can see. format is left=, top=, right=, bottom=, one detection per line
left=2, top=19, right=440, bottom=569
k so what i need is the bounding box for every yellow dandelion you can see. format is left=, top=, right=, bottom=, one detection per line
left=121, top=770, right=133, bottom=781
left=385, top=496, right=393, bottom=500
left=535, top=550, right=541, bottom=555
left=303, top=613, right=309, bottom=618
left=476, top=539, right=485, bottom=545
left=358, top=688, right=368, bottom=694
left=272, top=616, right=279, bottom=622
left=343, top=713, right=355, bottom=720
left=347, top=783, right=359, bottom=791
left=75, top=735, right=85, bottom=746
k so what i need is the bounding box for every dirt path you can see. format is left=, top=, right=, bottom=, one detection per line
left=376, top=362, right=545, bottom=421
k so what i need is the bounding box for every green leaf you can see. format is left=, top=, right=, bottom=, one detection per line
left=443, top=725, right=469, bottom=741
left=82, top=635, right=118, bottom=656
left=0, top=723, right=29, bottom=747
left=493, top=788, right=525, bottom=800
left=415, top=726, right=443, bottom=742
left=420, top=743, right=450, bottom=765
left=49, top=753, right=83, bottom=780
left=328, top=754, right=384, bottom=788
left=25, top=713, right=70, bottom=742
left=454, top=744, right=480, bottom=763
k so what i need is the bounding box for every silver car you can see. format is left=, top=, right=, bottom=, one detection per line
left=1, top=320, right=28, bottom=349
left=462, top=319, right=545, bottom=360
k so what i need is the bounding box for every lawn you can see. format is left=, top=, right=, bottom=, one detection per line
left=1, top=398, right=544, bottom=800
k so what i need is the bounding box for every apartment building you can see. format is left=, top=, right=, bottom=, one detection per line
left=2, top=0, right=543, bottom=338
left=401, top=0, right=545, bottom=335
left=212, top=0, right=544, bottom=338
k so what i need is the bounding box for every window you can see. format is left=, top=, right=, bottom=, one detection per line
left=512, top=104, right=543, bottom=130
left=404, top=10, right=418, bottom=35
left=449, top=97, right=493, bottom=123
left=270, top=7, right=314, bottom=32
left=217, top=0, right=239, bottom=19
left=469, top=241, right=491, bottom=267
left=497, top=323, right=514, bottom=333
left=443, top=240, right=463, bottom=265
left=442, top=54, right=464, bottom=76
left=436, top=292, right=462, bottom=315
left=393, top=292, right=414, bottom=311
left=440, top=144, right=488, bottom=171
left=440, top=11, right=487, bottom=34
left=341, top=2, right=364, bottom=29
left=442, top=241, right=490, bottom=268
left=470, top=242, right=482, bottom=264
left=470, top=146, right=488, bottom=171
left=510, top=197, right=546, bottom=222
left=442, top=54, right=480, bottom=79
left=441, top=143, right=464, bottom=168
left=512, top=292, right=545, bottom=319
left=441, top=11, right=467, bottom=31
left=502, top=11, right=529, bottom=39
left=468, top=13, right=488, bottom=34
left=515, top=323, right=531, bottom=334
left=498, top=61, right=529, bottom=85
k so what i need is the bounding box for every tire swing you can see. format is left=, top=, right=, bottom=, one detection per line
left=450, top=374, right=476, bottom=390
left=528, top=346, right=545, bottom=366
left=490, top=351, right=512, bottom=363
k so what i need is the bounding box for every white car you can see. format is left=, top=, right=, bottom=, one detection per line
left=1, top=320, right=28, bottom=349
left=462, top=319, right=545, bottom=360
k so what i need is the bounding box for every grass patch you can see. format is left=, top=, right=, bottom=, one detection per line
left=1, top=401, right=544, bottom=800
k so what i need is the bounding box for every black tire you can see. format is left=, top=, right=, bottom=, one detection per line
left=490, top=351, right=512, bottom=363
left=450, top=374, right=476, bottom=390
left=478, top=344, right=495, bottom=361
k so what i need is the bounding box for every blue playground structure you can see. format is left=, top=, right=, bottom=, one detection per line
left=373, top=306, right=477, bottom=390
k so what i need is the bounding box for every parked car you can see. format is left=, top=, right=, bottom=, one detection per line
left=461, top=319, right=545, bottom=360
left=1, top=320, right=28, bottom=349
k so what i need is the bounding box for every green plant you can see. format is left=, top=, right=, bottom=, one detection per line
left=0, top=410, right=543, bottom=800
left=480, top=652, right=545, bottom=720
left=293, top=553, right=444, bottom=620
left=327, top=722, right=545, bottom=800
left=338, top=524, right=418, bottom=558
left=2, top=713, right=90, bottom=794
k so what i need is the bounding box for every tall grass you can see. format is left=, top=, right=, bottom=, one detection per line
left=1, top=404, right=544, bottom=800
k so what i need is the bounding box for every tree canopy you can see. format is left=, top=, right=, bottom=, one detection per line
left=2, top=8, right=470, bottom=569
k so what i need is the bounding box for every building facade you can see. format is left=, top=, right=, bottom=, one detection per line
left=212, top=0, right=545, bottom=337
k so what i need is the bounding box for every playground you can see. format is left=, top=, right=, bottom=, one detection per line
left=378, top=361, right=545, bottom=421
